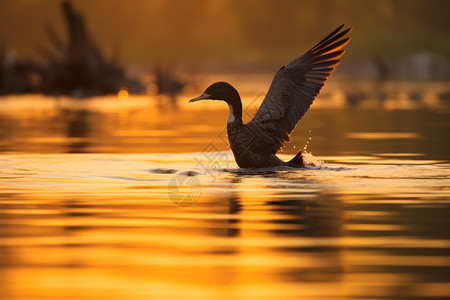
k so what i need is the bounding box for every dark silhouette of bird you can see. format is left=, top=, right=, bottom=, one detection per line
left=190, top=25, right=352, bottom=168
left=155, top=67, right=185, bottom=107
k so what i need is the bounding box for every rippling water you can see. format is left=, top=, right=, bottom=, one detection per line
left=1, top=90, right=450, bottom=299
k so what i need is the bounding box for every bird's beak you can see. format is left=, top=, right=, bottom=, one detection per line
left=189, top=93, right=211, bottom=103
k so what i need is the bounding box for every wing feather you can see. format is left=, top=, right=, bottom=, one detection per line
left=247, top=25, right=352, bottom=154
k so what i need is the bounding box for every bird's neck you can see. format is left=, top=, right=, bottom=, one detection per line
left=227, top=98, right=243, bottom=124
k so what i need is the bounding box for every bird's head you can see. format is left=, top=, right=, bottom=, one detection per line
left=189, top=82, right=240, bottom=105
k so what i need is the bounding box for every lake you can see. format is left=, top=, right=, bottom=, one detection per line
left=1, top=80, right=450, bottom=299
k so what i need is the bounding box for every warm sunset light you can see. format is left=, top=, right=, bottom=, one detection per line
left=0, top=1, right=449, bottom=300
left=117, top=87, right=129, bottom=100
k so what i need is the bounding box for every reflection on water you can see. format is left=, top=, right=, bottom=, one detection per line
left=0, top=91, right=450, bottom=299
left=0, top=94, right=449, bottom=160
left=1, top=154, right=449, bottom=299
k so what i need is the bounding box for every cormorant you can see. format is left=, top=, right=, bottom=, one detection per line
left=190, top=25, right=352, bottom=168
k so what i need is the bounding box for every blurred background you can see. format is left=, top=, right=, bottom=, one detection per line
left=1, top=0, right=450, bottom=77
left=0, top=0, right=449, bottom=156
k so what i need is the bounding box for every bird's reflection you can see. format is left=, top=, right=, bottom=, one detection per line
left=268, top=193, right=343, bottom=238
left=226, top=177, right=242, bottom=237
left=217, top=173, right=344, bottom=283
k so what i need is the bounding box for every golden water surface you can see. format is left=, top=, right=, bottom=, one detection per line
left=1, top=89, right=450, bottom=299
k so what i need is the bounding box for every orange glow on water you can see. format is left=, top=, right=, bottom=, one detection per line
left=0, top=75, right=450, bottom=300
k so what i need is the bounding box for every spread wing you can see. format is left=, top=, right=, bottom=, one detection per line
left=247, top=24, right=351, bottom=154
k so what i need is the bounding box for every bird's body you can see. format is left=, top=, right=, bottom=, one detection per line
left=190, top=25, right=352, bottom=168
left=227, top=120, right=286, bottom=168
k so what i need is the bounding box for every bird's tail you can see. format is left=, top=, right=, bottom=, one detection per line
left=287, top=150, right=304, bottom=168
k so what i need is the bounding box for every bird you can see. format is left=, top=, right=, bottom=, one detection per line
left=189, top=25, right=352, bottom=168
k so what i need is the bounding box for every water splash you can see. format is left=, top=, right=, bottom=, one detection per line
left=302, top=151, right=324, bottom=168
left=303, top=130, right=312, bottom=152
